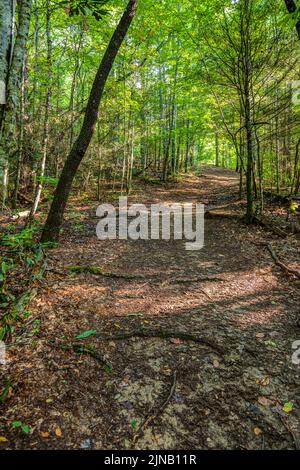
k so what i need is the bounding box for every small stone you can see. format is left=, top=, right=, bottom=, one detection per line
left=80, top=438, right=92, bottom=449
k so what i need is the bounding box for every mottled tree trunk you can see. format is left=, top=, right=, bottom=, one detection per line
left=0, top=0, right=15, bottom=110
left=0, top=0, right=32, bottom=206
left=244, top=0, right=254, bottom=224
left=0, top=0, right=15, bottom=205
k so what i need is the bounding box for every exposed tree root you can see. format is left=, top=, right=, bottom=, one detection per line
left=50, top=340, right=112, bottom=371
left=205, top=209, right=238, bottom=219
left=72, top=344, right=113, bottom=371
left=67, top=265, right=145, bottom=280
left=133, top=370, right=177, bottom=446
left=169, top=276, right=223, bottom=284
left=256, top=217, right=288, bottom=238
left=267, top=243, right=300, bottom=279
left=97, top=329, right=225, bottom=354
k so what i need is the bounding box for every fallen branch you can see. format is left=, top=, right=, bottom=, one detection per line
left=256, top=217, right=288, bottom=238
left=267, top=244, right=300, bottom=280
left=67, top=265, right=145, bottom=280
left=205, top=209, right=238, bottom=219
left=72, top=343, right=112, bottom=371
left=133, top=371, right=177, bottom=446
left=50, top=340, right=112, bottom=371
left=169, top=276, right=223, bottom=284
left=97, top=329, right=225, bottom=354
left=11, top=210, right=31, bottom=220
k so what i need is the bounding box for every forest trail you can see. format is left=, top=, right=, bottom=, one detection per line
left=2, top=167, right=300, bottom=450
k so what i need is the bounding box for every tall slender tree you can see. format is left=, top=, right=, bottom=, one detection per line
left=0, top=0, right=32, bottom=206
left=41, top=0, right=138, bottom=243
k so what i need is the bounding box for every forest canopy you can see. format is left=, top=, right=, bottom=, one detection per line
left=1, top=0, right=300, bottom=454
left=0, top=0, right=299, bottom=231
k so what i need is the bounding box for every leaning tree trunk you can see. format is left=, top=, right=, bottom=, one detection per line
left=0, top=0, right=32, bottom=207
left=41, top=0, right=138, bottom=243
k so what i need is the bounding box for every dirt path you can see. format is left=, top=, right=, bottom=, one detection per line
left=1, top=167, right=300, bottom=450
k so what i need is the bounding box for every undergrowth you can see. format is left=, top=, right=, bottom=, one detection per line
left=0, top=225, right=46, bottom=341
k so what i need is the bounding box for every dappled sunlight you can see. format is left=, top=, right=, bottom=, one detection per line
left=1, top=0, right=300, bottom=453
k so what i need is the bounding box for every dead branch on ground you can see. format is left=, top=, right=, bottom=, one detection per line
left=267, top=243, right=300, bottom=279
left=133, top=371, right=177, bottom=446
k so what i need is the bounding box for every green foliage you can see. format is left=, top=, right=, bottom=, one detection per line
left=75, top=329, right=97, bottom=340
left=289, top=201, right=299, bottom=214
left=35, top=175, right=59, bottom=186
left=0, top=381, right=12, bottom=405
left=60, top=0, right=110, bottom=21
left=11, top=421, right=30, bottom=434
left=1, top=227, right=38, bottom=253
left=139, top=175, right=161, bottom=185
left=0, top=227, right=45, bottom=341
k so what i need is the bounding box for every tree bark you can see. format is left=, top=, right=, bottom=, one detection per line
left=244, top=0, right=254, bottom=224
left=41, top=0, right=138, bottom=243
left=28, top=0, right=52, bottom=220
left=0, top=0, right=14, bottom=110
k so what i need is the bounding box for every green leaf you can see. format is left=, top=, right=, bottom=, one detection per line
left=75, top=329, right=97, bottom=340
left=11, top=421, right=22, bottom=428
left=283, top=402, right=293, bottom=413
left=131, top=419, right=138, bottom=430
left=22, top=425, right=30, bottom=434
left=104, top=363, right=113, bottom=373
left=264, top=340, right=277, bottom=348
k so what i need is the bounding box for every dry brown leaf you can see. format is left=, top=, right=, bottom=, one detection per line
left=170, top=338, right=183, bottom=345
left=256, top=333, right=265, bottom=339
left=254, top=427, right=263, bottom=436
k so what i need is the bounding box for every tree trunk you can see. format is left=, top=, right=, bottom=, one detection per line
left=244, top=0, right=254, bottom=224
left=0, top=0, right=32, bottom=207
left=0, top=0, right=15, bottom=108
left=215, top=130, right=219, bottom=167
left=28, top=0, right=52, bottom=220
left=41, top=0, right=138, bottom=243
left=284, top=0, right=300, bottom=39
left=12, top=57, right=26, bottom=209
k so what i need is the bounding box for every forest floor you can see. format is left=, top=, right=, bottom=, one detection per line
left=1, top=166, right=300, bottom=450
